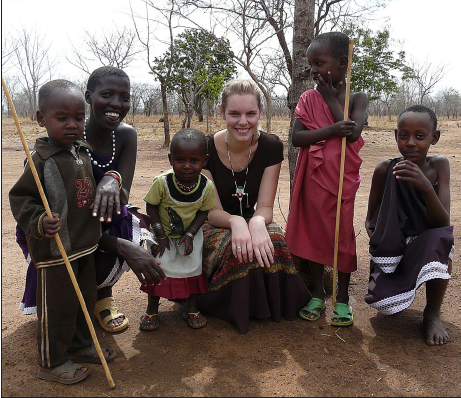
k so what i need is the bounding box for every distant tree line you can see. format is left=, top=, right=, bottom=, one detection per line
left=2, top=0, right=460, bottom=142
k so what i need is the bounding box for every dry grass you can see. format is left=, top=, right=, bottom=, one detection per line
left=2, top=114, right=459, bottom=145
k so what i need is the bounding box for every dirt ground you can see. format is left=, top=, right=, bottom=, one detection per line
left=1, top=114, right=460, bottom=397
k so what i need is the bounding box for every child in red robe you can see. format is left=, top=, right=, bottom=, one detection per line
left=285, top=32, right=368, bottom=326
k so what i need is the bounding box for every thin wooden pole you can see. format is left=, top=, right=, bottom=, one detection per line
left=332, top=39, right=354, bottom=308
left=2, top=77, right=115, bottom=389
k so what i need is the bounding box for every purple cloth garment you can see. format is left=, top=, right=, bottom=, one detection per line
left=18, top=149, right=152, bottom=314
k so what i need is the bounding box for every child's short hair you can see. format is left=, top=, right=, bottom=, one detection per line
left=86, top=66, right=130, bottom=92
left=312, top=32, right=350, bottom=59
left=38, top=79, right=81, bottom=113
left=399, top=105, right=438, bottom=130
left=171, top=128, right=207, bottom=156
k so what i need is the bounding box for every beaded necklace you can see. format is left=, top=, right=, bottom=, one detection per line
left=82, top=128, right=116, bottom=169
left=226, top=137, right=252, bottom=216
left=173, top=174, right=198, bottom=193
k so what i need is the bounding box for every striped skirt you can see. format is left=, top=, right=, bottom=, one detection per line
left=197, top=221, right=311, bottom=333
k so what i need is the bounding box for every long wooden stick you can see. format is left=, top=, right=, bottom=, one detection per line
left=332, top=39, right=354, bottom=308
left=2, top=77, right=115, bottom=389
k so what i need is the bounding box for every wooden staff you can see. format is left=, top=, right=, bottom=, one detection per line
left=332, top=39, right=354, bottom=308
left=2, top=77, right=115, bottom=389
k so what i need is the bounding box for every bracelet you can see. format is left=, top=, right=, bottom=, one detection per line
left=185, top=231, right=194, bottom=241
left=156, top=236, right=168, bottom=240
left=152, top=223, right=162, bottom=230
left=188, top=227, right=197, bottom=235
left=104, top=170, right=123, bottom=191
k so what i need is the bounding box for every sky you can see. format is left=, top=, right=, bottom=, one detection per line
left=2, top=0, right=461, bottom=94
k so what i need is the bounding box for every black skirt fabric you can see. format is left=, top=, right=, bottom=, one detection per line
left=364, top=158, right=454, bottom=314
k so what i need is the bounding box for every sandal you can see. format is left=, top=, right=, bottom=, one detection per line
left=38, top=360, right=90, bottom=385
left=139, top=313, right=159, bottom=331
left=183, top=311, right=207, bottom=329
left=299, top=297, right=326, bottom=321
left=68, top=346, right=116, bottom=364
left=94, top=297, right=129, bottom=333
left=330, top=302, right=354, bottom=327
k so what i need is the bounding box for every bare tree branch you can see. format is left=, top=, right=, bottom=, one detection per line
left=66, top=27, right=143, bottom=75
left=13, top=27, right=57, bottom=120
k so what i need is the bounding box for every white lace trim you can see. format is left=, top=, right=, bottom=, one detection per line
left=97, top=212, right=154, bottom=288
left=368, top=261, right=451, bottom=315
left=370, top=255, right=403, bottom=273
left=19, top=301, right=37, bottom=315
left=369, top=236, right=439, bottom=274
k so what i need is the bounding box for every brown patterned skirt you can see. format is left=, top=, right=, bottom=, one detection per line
left=198, top=221, right=311, bottom=333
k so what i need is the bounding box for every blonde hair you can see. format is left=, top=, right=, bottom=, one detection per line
left=220, top=79, right=262, bottom=141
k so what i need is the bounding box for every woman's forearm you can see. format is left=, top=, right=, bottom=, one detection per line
left=252, top=206, right=273, bottom=225
left=207, top=208, right=233, bottom=229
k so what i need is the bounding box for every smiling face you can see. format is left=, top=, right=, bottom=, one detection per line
left=395, top=111, right=440, bottom=167
left=37, top=88, right=85, bottom=148
left=86, top=75, right=131, bottom=131
left=168, top=139, right=208, bottom=187
left=219, top=93, right=261, bottom=143
left=306, top=41, right=345, bottom=86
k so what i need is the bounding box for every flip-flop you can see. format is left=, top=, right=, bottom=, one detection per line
left=299, top=297, right=327, bottom=321
left=183, top=311, right=207, bottom=329
left=139, top=313, right=160, bottom=331
left=68, top=347, right=116, bottom=364
left=38, top=360, right=90, bottom=385
left=330, top=302, right=354, bottom=327
left=94, top=297, right=129, bottom=333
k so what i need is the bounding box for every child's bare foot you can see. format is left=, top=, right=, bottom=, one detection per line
left=423, top=310, right=449, bottom=346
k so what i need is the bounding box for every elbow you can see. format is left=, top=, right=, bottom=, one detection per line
left=291, top=132, right=301, bottom=147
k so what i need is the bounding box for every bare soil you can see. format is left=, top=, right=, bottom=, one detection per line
left=2, top=115, right=461, bottom=397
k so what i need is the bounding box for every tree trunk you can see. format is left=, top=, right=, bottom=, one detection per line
left=194, top=95, right=204, bottom=122
left=288, top=0, right=315, bottom=193
left=160, top=82, right=170, bottom=147
left=288, top=0, right=334, bottom=295
left=265, top=95, right=272, bottom=134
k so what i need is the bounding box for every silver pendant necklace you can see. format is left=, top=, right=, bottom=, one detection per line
left=70, top=144, right=83, bottom=165
left=226, top=137, right=252, bottom=216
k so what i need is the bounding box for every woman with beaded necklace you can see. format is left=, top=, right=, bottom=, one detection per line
left=18, top=66, right=166, bottom=333
left=197, top=79, right=311, bottom=334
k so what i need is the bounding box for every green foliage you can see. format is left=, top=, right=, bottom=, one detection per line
left=152, top=29, right=236, bottom=106
left=345, top=26, right=413, bottom=101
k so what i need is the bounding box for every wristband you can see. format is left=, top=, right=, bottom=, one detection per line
left=152, top=223, right=163, bottom=230
left=104, top=170, right=123, bottom=191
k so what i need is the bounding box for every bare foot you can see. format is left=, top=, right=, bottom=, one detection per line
left=423, top=310, right=449, bottom=346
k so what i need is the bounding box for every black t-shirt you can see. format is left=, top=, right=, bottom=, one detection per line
left=204, top=131, right=284, bottom=219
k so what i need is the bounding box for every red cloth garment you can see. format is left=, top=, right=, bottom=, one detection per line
left=141, top=273, right=209, bottom=299
left=285, top=89, right=364, bottom=273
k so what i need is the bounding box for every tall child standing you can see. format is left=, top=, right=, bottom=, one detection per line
left=285, top=32, right=368, bottom=326
left=9, top=80, right=115, bottom=384
left=364, top=105, right=453, bottom=346
left=140, top=128, right=216, bottom=330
